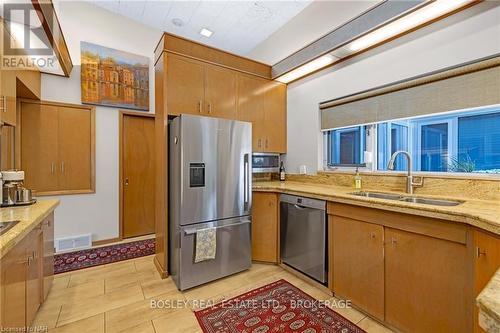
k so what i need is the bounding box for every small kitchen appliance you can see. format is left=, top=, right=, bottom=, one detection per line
left=1, top=170, right=36, bottom=207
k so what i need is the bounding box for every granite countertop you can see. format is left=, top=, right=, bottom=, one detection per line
left=253, top=181, right=500, bottom=236
left=477, top=268, right=500, bottom=333
left=0, top=199, right=60, bottom=259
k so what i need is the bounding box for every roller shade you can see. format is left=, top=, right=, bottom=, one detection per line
left=320, top=55, right=500, bottom=130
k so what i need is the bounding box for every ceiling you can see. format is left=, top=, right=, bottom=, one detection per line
left=88, top=0, right=313, bottom=60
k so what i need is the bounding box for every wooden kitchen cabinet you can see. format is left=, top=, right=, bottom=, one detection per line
left=0, top=233, right=28, bottom=330
left=473, top=229, right=500, bottom=333
left=0, top=223, right=46, bottom=330
left=237, top=74, right=266, bottom=150
left=20, top=100, right=95, bottom=195
left=42, top=213, right=55, bottom=300
left=204, top=64, right=237, bottom=119
left=0, top=69, right=17, bottom=126
left=263, top=81, right=286, bottom=153
left=25, top=228, right=43, bottom=326
left=251, top=192, right=279, bottom=263
left=166, top=55, right=205, bottom=116
left=384, top=227, right=468, bottom=333
left=332, top=215, right=384, bottom=320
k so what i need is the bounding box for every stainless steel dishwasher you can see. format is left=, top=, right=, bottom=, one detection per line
left=280, top=194, right=327, bottom=284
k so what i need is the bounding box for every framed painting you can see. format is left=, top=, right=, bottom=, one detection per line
left=81, top=41, right=149, bottom=111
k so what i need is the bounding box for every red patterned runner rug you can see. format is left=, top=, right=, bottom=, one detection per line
left=195, top=279, right=366, bottom=333
left=54, top=238, right=155, bottom=274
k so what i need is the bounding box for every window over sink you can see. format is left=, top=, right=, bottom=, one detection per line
left=323, top=104, right=500, bottom=175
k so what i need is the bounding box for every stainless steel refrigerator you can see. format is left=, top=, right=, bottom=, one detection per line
left=169, top=114, right=252, bottom=291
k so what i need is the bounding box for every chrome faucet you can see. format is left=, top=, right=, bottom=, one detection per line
left=387, top=151, right=423, bottom=194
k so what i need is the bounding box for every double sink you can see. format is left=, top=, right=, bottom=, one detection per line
left=350, top=191, right=463, bottom=206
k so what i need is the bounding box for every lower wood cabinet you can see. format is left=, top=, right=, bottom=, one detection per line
left=332, top=216, right=384, bottom=321
left=384, top=227, right=468, bottom=333
left=42, top=213, right=55, bottom=300
left=328, top=202, right=491, bottom=333
left=473, top=229, right=500, bottom=333
left=0, top=214, right=55, bottom=330
left=251, top=192, right=279, bottom=263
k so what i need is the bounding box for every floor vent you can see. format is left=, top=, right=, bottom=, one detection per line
left=55, top=234, right=92, bottom=253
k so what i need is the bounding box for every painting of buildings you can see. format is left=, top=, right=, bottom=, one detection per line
left=81, top=42, right=149, bottom=110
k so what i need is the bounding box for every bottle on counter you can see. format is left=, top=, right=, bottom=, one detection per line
left=279, top=161, right=286, bottom=181
left=354, top=167, right=362, bottom=190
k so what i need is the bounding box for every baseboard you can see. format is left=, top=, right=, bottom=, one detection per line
left=92, top=237, right=122, bottom=247
left=154, top=255, right=169, bottom=279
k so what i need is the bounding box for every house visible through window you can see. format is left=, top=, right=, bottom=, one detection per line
left=324, top=106, right=500, bottom=174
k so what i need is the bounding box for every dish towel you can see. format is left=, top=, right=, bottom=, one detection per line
left=194, top=228, right=217, bottom=263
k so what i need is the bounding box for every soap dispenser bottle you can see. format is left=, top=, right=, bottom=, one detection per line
left=354, top=167, right=362, bottom=190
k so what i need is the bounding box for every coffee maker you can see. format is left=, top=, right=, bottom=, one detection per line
left=1, top=170, right=35, bottom=207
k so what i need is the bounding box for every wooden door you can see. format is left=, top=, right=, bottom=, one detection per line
left=42, top=213, right=55, bottom=301
left=473, top=229, right=500, bottom=333
left=166, top=55, right=205, bottom=116
left=0, top=70, right=17, bottom=126
left=204, top=64, right=237, bottom=119
left=122, top=114, right=155, bottom=238
left=264, top=81, right=286, bottom=153
left=21, top=102, right=59, bottom=192
left=332, top=216, right=384, bottom=320
left=385, top=227, right=468, bottom=333
left=237, top=74, right=266, bottom=151
left=25, top=229, right=42, bottom=326
left=57, top=106, right=93, bottom=192
left=0, top=234, right=28, bottom=330
left=252, top=192, right=279, bottom=263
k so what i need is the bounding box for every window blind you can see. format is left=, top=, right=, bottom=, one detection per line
left=320, top=54, right=500, bottom=130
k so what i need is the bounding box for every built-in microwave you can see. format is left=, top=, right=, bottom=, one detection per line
left=252, top=153, right=280, bottom=173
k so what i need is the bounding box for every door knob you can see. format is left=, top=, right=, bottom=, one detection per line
left=124, top=178, right=129, bottom=186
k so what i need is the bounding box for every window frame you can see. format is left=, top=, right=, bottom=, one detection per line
left=322, top=104, right=500, bottom=178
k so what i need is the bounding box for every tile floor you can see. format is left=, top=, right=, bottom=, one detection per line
left=33, top=255, right=395, bottom=332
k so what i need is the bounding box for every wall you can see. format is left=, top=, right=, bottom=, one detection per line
left=283, top=2, right=500, bottom=174
left=41, top=1, right=161, bottom=242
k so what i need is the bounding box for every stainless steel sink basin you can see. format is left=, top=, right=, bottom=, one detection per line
left=349, top=192, right=404, bottom=200
left=399, top=197, right=463, bottom=206
left=349, top=191, right=463, bottom=206
left=0, top=220, right=20, bottom=236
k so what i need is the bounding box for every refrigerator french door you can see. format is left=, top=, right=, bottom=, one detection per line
left=169, top=115, right=252, bottom=290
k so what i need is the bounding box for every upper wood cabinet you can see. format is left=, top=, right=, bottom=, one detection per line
left=236, top=74, right=287, bottom=153
left=332, top=215, right=384, bottom=321
left=164, top=53, right=287, bottom=153
left=166, top=55, right=205, bottom=116
left=252, top=192, right=279, bottom=263
left=0, top=70, right=17, bottom=126
left=237, top=74, right=266, bottom=150
left=20, top=100, right=95, bottom=195
left=204, top=64, right=237, bottom=119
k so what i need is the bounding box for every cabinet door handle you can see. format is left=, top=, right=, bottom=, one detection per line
left=265, top=139, right=268, bottom=149
left=208, top=103, right=212, bottom=114
left=477, top=246, right=486, bottom=258
left=1, top=96, right=6, bottom=113
left=391, top=237, right=397, bottom=246
left=198, top=101, right=202, bottom=113
left=60, top=161, right=65, bottom=174
left=51, top=162, right=55, bottom=175
left=258, top=139, right=262, bottom=148
left=369, top=232, right=376, bottom=239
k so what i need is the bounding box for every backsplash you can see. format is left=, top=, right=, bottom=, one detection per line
left=285, top=172, right=500, bottom=201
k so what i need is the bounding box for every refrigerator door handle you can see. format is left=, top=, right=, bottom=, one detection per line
left=244, top=153, right=250, bottom=211
left=184, top=219, right=251, bottom=235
